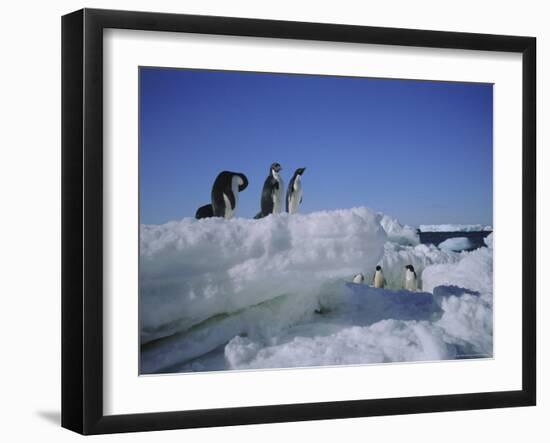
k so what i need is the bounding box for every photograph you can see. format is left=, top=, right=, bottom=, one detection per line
left=138, top=66, right=494, bottom=375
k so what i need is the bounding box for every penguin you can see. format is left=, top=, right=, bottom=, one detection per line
left=195, top=171, right=248, bottom=219
left=286, top=167, right=306, bottom=214
left=373, top=265, right=386, bottom=288
left=404, top=264, right=418, bottom=291
left=254, top=163, right=284, bottom=219
left=352, top=273, right=365, bottom=284
left=212, top=171, right=248, bottom=219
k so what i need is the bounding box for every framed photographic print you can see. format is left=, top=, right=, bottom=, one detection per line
left=61, top=8, right=536, bottom=435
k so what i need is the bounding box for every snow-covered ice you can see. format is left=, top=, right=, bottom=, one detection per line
left=140, top=207, right=386, bottom=344
left=140, top=207, right=493, bottom=373
left=422, top=240, right=493, bottom=295
left=422, top=243, right=494, bottom=357
left=224, top=319, right=452, bottom=369
left=438, top=236, right=475, bottom=251
left=376, top=242, right=461, bottom=289
left=376, top=213, right=419, bottom=246
left=223, top=244, right=493, bottom=370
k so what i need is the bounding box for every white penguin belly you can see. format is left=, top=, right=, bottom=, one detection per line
left=374, top=272, right=385, bottom=288
left=288, top=178, right=302, bottom=214
left=404, top=272, right=417, bottom=291
left=222, top=177, right=241, bottom=219
left=223, top=193, right=234, bottom=219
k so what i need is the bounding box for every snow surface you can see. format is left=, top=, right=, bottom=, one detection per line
left=376, top=213, right=419, bottom=246
left=422, top=242, right=493, bottom=295
left=140, top=207, right=386, bottom=344
left=422, top=244, right=494, bottom=357
left=375, top=242, right=461, bottom=289
left=140, top=208, right=493, bottom=373
left=223, top=245, right=493, bottom=370
left=438, top=237, right=475, bottom=251
left=419, top=224, right=492, bottom=232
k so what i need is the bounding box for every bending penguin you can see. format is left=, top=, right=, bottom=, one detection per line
left=195, top=171, right=248, bottom=220
left=373, top=265, right=386, bottom=288
left=286, top=167, right=306, bottom=214
left=254, top=162, right=284, bottom=219
left=404, top=264, right=418, bottom=291
left=352, top=273, right=365, bottom=284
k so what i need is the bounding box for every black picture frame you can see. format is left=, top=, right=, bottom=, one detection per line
left=62, top=8, right=536, bottom=435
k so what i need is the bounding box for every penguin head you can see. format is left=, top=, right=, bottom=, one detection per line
left=376, top=265, right=382, bottom=271
left=405, top=265, right=415, bottom=272
left=270, top=162, right=282, bottom=173
left=235, top=173, right=248, bottom=191
left=295, top=167, right=306, bottom=176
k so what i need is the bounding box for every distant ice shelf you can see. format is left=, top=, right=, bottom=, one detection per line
left=418, top=224, right=492, bottom=233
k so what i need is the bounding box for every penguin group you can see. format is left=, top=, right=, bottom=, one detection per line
left=352, top=265, right=387, bottom=288
left=194, top=165, right=420, bottom=293
left=352, top=264, right=418, bottom=291
left=195, top=162, right=306, bottom=220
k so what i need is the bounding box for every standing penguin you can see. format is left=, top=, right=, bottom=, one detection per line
left=404, top=264, right=418, bottom=291
left=254, top=163, right=284, bottom=219
left=373, top=265, right=386, bottom=288
left=195, top=171, right=248, bottom=219
left=286, top=167, right=306, bottom=214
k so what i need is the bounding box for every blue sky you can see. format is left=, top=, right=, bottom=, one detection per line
left=139, top=67, right=493, bottom=226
